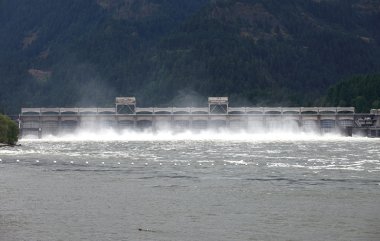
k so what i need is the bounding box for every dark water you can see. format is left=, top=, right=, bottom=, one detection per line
left=1, top=135, right=380, bottom=241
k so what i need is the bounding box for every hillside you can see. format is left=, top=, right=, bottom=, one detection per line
left=324, top=74, right=380, bottom=113
left=1, top=0, right=380, bottom=113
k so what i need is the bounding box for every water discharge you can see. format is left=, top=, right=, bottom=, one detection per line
left=21, top=128, right=363, bottom=142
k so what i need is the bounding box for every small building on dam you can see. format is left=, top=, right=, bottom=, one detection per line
left=19, top=97, right=380, bottom=138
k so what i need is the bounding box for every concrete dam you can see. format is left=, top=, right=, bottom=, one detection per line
left=19, top=97, right=380, bottom=138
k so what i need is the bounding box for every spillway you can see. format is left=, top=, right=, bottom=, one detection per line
left=19, top=97, right=380, bottom=138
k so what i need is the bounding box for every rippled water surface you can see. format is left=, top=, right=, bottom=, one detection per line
left=1, top=133, right=380, bottom=241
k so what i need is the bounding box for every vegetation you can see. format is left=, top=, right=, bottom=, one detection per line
left=0, top=114, right=19, bottom=145
left=0, top=0, right=380, bottom=113
left=324, top=75, right=380, bottom=113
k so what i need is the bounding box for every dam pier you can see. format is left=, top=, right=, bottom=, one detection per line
left=19, top=97, right=380, bottom=138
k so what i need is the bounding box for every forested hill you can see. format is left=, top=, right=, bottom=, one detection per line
left=1, top=0, right=380, bottom=114
left=324, top=74, right=380, bottom=113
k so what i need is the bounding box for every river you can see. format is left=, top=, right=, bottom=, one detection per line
left=1, top=131, right=380, bottom=241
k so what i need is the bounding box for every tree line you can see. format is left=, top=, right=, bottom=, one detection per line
left=324, top=74, right=380, bottom=113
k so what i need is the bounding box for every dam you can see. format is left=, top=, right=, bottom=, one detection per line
left=19, top=97, right=380, bottom=138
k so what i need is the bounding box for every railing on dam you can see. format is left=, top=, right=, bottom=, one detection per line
left=21, top=107, right=355, bottom=116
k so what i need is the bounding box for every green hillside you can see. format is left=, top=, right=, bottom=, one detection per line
left=1, top=0, right=380, bottom=113
left=324, top=74, right=380, bottom=113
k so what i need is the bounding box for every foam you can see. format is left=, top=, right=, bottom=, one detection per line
left=19, top=128, right=378, bottom=143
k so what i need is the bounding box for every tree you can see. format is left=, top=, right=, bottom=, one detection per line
left=352, top=96, right=368, bottom=113
left=372, top=100, right=380, bottom=109
left=0, top=114, right=19, bottom=145
left=325, top=74, right=380, bottom=112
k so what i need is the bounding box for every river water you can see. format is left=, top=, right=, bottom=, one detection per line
left=1, top=131, right=380, bottom=241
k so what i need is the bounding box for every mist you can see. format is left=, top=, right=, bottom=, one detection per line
left=21, top=120, right=352, bottom=142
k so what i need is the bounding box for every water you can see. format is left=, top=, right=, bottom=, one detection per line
left=1, top=132, right=380, bottom=241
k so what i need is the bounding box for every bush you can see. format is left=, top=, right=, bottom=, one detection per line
left=0, top=114, right=19, bottom=145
